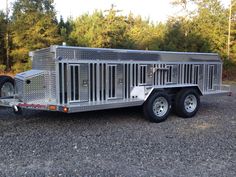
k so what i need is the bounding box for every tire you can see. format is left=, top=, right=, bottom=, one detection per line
left=0, top=75, right=15, bottom=98
left=143, top=91, right=171, bottom=123
left=174, top=88, right=200, bottom=118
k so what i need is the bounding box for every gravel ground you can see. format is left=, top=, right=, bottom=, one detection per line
left=0, top=85, right=236, bottom=177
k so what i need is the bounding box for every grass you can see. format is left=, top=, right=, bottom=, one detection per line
left=0, top=72, right=15, bottom=77
left=223, top=80, right=236, bottom=85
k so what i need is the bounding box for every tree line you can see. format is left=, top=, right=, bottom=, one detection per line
left=0, top=0, right=235, bottom=78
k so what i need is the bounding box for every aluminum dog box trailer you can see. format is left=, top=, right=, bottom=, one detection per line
left=0, top=45, right=231, bottom=122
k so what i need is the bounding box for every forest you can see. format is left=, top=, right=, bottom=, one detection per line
left=0, top=0, right=235, bottom=79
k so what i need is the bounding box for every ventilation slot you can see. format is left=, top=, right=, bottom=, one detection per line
left=159, top=64, right=166, bottom=85
left=153, top=64, right=156, bottom=85
left=178, top=65, right=182, bottom=84
left=70, top=65, right=79, bottom=102
left=128, top=64, right=131, bottom=98
left=103, top=64, right=106, bottom=100
left=89, top=63, right=97, bottom=101
left=124, top=64, right=131, bottom=99
left=208, top=65, right=214, bottom=90
left=184, top=64, right=192, bottom=84
left=99, top=64, right=103, bottom=101
left=132, top=64, right=138, bottom=87
left=189, top=65, right=193, bottom=84
left=124, top=64, right=127, bottom=98
left=59, top=63, right=68, bottom=104
left=193, top=65, right=199, bottom=84
left=139, top=65, right=147, bottom=85
left=167, top=65, right=173, bottom=83
left=108, top=65, right=116, bottom=98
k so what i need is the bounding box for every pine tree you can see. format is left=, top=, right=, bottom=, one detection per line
left=10, top=0, right=62, bottom=72
left=229, top=0, right=236, bottom=61
left=0, top=11, right=7, bottom=66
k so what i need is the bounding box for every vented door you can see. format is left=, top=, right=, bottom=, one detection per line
left=68, top=64, right=89, bottom=103
left=207, top=65, right=215, bottom=90
left=106, top=65, right=116, bottom=99
left=106, top=64, right=123, bottom=99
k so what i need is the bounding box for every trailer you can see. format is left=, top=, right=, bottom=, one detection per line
left=0, top=45, right=231, bottom=122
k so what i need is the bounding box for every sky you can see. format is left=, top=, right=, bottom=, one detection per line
left=0, top=0, right=231, bottom=22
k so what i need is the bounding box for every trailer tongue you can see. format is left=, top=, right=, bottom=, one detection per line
left=0, top=45, right=231, bottom=122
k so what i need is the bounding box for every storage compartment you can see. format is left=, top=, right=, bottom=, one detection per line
left=15, top=70, right=48, bottom=103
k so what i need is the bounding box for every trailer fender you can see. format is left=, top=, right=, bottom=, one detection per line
left=144, top=87, right=163, bottom=101
left=144, top=85, right=203, bottom=102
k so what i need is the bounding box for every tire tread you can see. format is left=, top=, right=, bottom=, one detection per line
left=0, top=75, right=14, bottom=98
left=143, top=91, right=171, bottom=123
left=174, top=88, right=200, bottom=118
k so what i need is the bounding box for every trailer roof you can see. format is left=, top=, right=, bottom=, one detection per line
left=32, top=45, right=222, bottom=62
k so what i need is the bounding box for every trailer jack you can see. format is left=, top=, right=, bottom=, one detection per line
left=13, top=105, right=22, bottom=115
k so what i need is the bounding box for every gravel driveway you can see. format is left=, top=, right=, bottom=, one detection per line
left=0, top=85, right=235, bottom=177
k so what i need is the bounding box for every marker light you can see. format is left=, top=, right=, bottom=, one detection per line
left=48, top=105, right=57, bottom=111
left=63, top=107, right=69, bottom=113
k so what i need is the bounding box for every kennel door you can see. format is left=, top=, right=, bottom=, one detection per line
left=106, top=64, right=123, bottom=100
left=68, top=63, right=89, bottom=102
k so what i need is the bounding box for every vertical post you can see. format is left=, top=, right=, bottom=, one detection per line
left=227, top=0, right=232, bottom=60
left=5, top=0, right=10, bottom=70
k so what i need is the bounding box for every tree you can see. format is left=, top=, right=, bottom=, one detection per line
left=126, top=15, right=165, bottom=50
left=70, top=9, right=135, bottom=49
left=0, top=11, right=7, bottom=72
left=58, top=16, right=73, bottom=45
left=229, top=0, right=236, bottom=61
left=69, top=11, right=104, bottom=47
left=69, top=9, right=167, bottom=50
left=10, top=0, right=61, bottom=72
left=160, top=17, right=211, bottom=52
left=97, top=8, right=133, bottom=48
left=193, top=0, right=227, bottom=54
left=0, top=11, right=6, bottom=65
left=170, top=0, right=228, bottom=55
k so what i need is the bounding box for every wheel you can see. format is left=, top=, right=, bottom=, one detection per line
left=0, top=75, right=15, bottom=98
left=143, top=91, right=171, bottom=123
left=174, top=88, right=200, bottom=118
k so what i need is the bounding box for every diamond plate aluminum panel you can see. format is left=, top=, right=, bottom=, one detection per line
left=24, top=74, right=46, bottom=103
left=15, top=78, right=24, bottom=101
left=32, top=48, right=55, bottom=71
left=15, top=70, right=51, bottom=103
left=54, top=45, right=221, bottom=62
left=30, top=47, right=56, bottom=103
left=56, top=48, right=159, bottom=61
